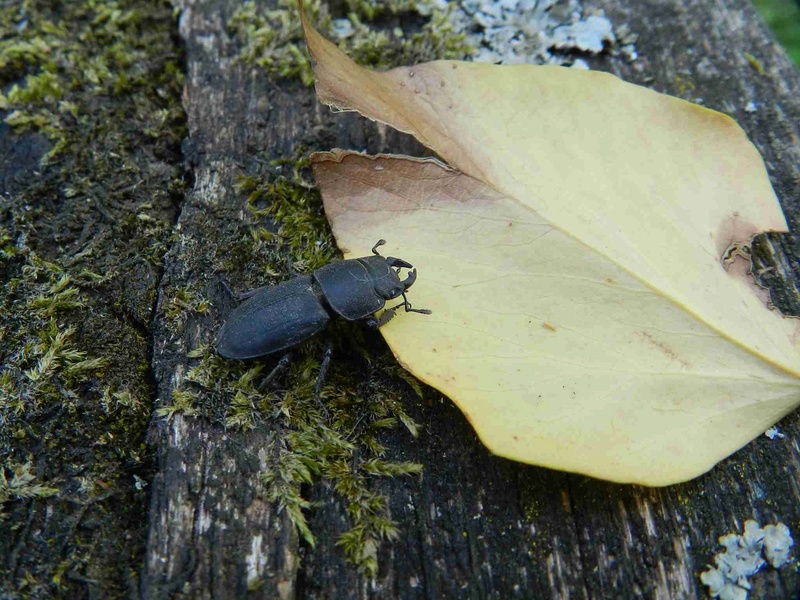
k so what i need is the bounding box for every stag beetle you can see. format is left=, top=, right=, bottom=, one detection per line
left=216, top=240, right=431, bottom=412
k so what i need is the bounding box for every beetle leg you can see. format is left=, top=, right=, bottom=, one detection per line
left=286, top=253, right=301, bottom=276
left=366, top=294, right=432, bottom=328
left=365, top=306, right=399, bottom=328
left=257, top=353, right=292, bottom=392
left=371, top=239, right=387, bottom=255
left=221, top=279, right=266, bottom=303
left=314, top=339, right=333, bottom=420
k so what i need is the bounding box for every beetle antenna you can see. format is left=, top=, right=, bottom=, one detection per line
left=402, top=292, right=432, bottom=315
left=371, top=239, right=387, bottom=256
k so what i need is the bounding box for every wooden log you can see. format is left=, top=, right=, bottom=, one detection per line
left=143, top=1, right=800, bottom=598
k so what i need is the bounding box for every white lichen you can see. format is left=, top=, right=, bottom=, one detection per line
left=700, top=520, right=794, bottom=599
left=450, top=0, right=633, bottom=66
left=764, top=426, right=784, bottom=440
left=550, top=15, right=613, bottom=53
left=763, top=523, right=793, bottom=568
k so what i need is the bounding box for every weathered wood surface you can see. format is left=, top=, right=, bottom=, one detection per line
left=140, top=0, right=800, bottom=598
left=1, top=2, right=185, bottom=598
left=2, top=0, right=800, bottom=598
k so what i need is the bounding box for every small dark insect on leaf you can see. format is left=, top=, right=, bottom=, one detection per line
left=216, top=240, right=431, bottom=413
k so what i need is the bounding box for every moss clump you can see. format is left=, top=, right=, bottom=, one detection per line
left=0, top=462, right=59, bottom=520
left=227, top=0, right=474, bottom=85
left=0, top=0, right=186, bottom=596
left=164, top=288, right=211, bottom=335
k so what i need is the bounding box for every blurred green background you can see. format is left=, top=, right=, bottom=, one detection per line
left=753, top=0, right=800, bottom=63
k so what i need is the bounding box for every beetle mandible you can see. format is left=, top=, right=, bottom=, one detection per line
left=216, top=240, right=431, bottom=410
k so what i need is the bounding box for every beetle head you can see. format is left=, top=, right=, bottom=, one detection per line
left=366, top=241, right=431, bottom=317
left=375, top=257, right=417, bottom=300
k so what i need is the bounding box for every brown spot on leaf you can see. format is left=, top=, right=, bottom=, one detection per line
left=637, top=331, right=690, bottom=369
left=715, top=212, right=760, bottom=257
left=542, top=322, right=557, bottom=332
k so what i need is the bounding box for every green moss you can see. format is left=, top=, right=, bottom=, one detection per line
left=745, top=51, right=767, bottom=75
left=227, top=0, right=474, bottom=85
left=164, top=288, right=212, bottom=335
left=238, top=155, right=336, bottom=271
left=346, top=4, right=473, bottom=68
left=0, top=217, right=156, bottom=597
left=1, top=252, right=103, bottom=413
left=0, top=461, right=59, bottom=519
left=0, top=0, right=186, bottom=596
left=155, top=388, right=200, bottom=421
left=672, top=75, right=695, bottom=97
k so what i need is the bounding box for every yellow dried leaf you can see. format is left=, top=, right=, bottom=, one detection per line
left=302, top=8, right=800, bottom=485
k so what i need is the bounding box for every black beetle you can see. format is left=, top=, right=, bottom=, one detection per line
left=216, top=240, right=431, bottom=411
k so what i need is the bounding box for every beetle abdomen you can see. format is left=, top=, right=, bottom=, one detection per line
left=216, top=275, right=330, bottom=359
